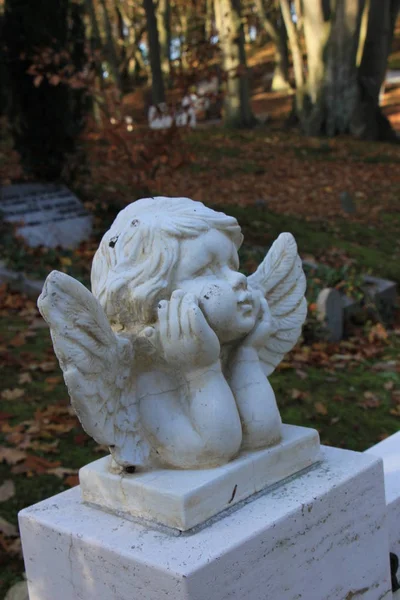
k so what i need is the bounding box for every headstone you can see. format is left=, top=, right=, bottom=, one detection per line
left=316, top=287, right=344, bottom=342
left=0, top=183, right=92, bottom=249
left=362, top=275, right=397, bottom=323
left=340, top=191, right=356, bottom=214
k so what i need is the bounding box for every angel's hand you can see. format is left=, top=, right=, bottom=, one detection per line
left=144, top=290, right=220, bottom=372
left=242, top=296, right=277, bottom=350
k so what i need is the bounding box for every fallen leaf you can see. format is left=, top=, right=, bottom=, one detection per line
left=314, top=402, right=328, bottom=415
left=18, top=372, right=33, bottom=385
left=0, top=447, right=27, bottom=465
left=9, top=334, right=27, bottom=347
left=4, top=579, right=29, bottom=600
left=65, top=474, right=80, bottom=487
left=44, top=376, right=62, bottom=386
left=1, top=388, right=24, bottom=401
left=295, top=369, right=308, bottom=380
left=0, top=517, right=17, bottom=537
left=0, top=480, right=15, bottom=502
left=47, top=467, right=77, bottom=479
left=358, top=391, right=381, bottom=409
left=11, top=455, right=61, bottom=475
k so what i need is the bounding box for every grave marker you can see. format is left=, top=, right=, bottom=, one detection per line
left=0, top=183, right=92, bottom=249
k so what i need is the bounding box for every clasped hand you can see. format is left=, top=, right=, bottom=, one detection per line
left=143, top=290, right=220, bottom=371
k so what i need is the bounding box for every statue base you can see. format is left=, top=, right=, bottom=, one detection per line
left=19, top=445, right=392, bottom=600
left=79, top=424, right=320, bottom=531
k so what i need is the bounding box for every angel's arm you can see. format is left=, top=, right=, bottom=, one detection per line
left=229, top=233, right=307, bottom=450
left=139, top=291, right=242, bottom=468
left=228, top=298, right=282, bottom=449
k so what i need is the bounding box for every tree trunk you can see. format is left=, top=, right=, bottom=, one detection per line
left=3, top=0, right=88, bottom=180
left=279, top=0, right=304, bottom=93
left=214, top=0, right=256, bottom=127
left=255, top=0, right=291, bottom=91
left=271, top=15, right=291, bottom=91
left=99, top=0, right=122, bottom=91
left=205, top=0, right=214, bottom=40
left=157, top=0, right=171, bottom=80
left=298, top=0, right=399, bottom=140
left=353, top=0, right=398, bottom=140
left=143, top=0, right=165, bottom=105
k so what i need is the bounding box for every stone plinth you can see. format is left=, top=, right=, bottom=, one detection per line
left=79, top=424, right=320, bottom=531
left=366, top=431, right=400, bottom=558
left=19, top=446, right=392, bottom=600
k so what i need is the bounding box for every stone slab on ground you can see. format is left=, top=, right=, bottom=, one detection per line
left=79, top=424, right=320, bottom=531
left=19, top=446, right=392, bottom=600
left=0, top=262, right=44, bottom=300
left=0, top=183, right=92, bottom=248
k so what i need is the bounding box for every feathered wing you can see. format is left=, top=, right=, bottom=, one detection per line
left=247, top=233, right=307, bottom=376
left=38, top=270, right=150, bottom=467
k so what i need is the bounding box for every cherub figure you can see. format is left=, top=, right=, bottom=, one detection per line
left=38, top=197, right=306, bottom=471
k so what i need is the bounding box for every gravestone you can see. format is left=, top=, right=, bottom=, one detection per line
left=0, top=183, right=92, bottom=249
left=317, top=287, right=344, bottom=342
left=340, top=191, right=356, bottom=214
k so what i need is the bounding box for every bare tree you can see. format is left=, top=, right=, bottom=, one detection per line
left=289, top=0, right=400, bottom=140
left=214, top=0, right=256, bottom=127
left=144, top=0, right=165, bottom=104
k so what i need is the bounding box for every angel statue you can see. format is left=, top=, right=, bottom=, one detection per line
left=38, top=197, right=306, bottom=472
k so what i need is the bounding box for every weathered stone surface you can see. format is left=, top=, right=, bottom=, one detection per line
left=366, top=432, right=400, bottom=559
left=19, top=446, right=391, bottom=600
left=79, top=424, right=320, bottom=531
left=316, top=287, right=343, bottom=342
left=38, top=197, right=307, bottom=471
left=362, top=275, right=397, bottom=323
left=0, top=183, right=92, bottom=248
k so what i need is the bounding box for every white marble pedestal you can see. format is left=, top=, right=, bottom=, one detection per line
left=80, top=424, right=320, bottom=530
left=19, top=445, right=392, bottom=600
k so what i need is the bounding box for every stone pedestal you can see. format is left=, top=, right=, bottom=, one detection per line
left=80, top=424, right=320, bottom=531
left=366, top=432, right=400, bottom=560
left=19, top=446, right=392, bottom=600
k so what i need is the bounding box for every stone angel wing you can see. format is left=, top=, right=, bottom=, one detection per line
left=37, top=271, right=150, bottom=468
left=247, top=233, right=307, bottom=376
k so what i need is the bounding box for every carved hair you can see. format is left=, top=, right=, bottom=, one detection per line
left=91, top=197, right=243, bottom=327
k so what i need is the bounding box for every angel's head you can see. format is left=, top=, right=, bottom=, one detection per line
left=91, top=197, right=258, bottom=341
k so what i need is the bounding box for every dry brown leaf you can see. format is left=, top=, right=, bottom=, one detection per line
left=358, top=391, right=381, bottom=409
left=11, top=455, right=61, bottom=475
left=47, top=467, right=77, bottom=479
left=65, top=474, right=79, bottom=487
left=0, top=480, right=15, bottom=502
left=44, top=376, right=62, bottom=386
left=314, top=402, right=328, bottom=415
left=0, top=447, right=27, bottom=465
left=0, top=517, right=17, bottom=537
left=18, top=373, right=33, bottom=385
left=1, top=388, right=24, bottom=401
left=9, top=334, right=27, bottom=347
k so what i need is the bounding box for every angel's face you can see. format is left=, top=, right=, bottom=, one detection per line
left=172, top=229, right=258, bottom=343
